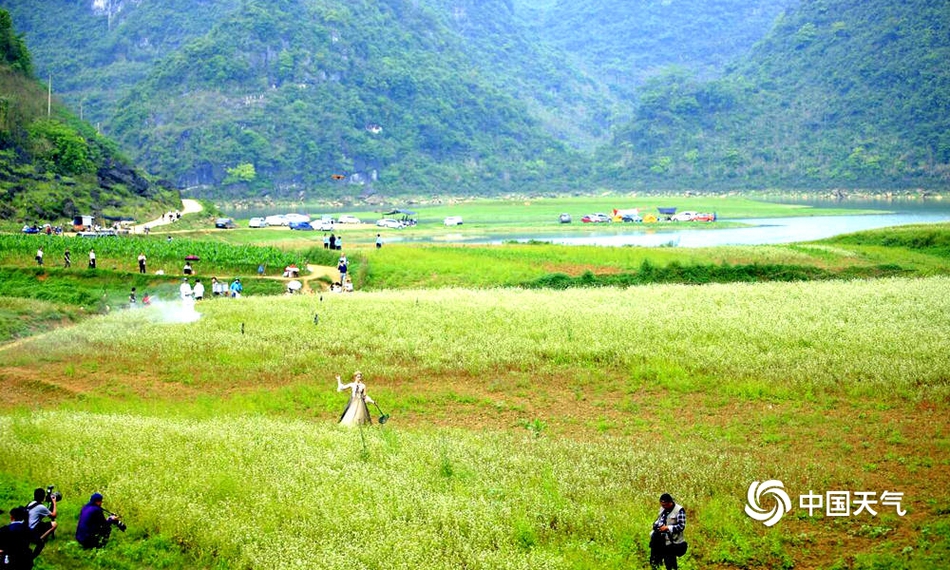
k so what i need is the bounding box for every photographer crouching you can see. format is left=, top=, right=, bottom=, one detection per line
left=75, top=493, right=125, bottom=549
left=26, top=486, right=60, bottom=559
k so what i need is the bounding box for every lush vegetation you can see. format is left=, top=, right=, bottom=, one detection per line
left=4, top=0, right=948, bottom=199
left=599, top=0, right=950, bottom=189
left=1, top=276, right=949, bottom=568
left=0, top=9, right=180, bottom=226
left=517, top=0, right=794, bottom=97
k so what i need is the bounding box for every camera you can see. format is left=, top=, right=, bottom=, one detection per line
left=104, top=509, right=127, bottom=532
left=109, top=518, right=128, bottom=532
left=44, top=485, right=62, bottom=503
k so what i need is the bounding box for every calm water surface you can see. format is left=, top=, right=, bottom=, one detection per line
left=225, top=197, right=950, bottom=248
left=395, top=198, right=950, bottom=247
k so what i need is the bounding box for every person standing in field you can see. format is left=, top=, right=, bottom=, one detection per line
left=650, top=493, right=687, bottom=570
left=138, top=252, right=147, bottom=274
left=35, top=247, right=44, bottom=266
left=329, top=233, right=336, bottom=250
left=323, top=234, right=329, bottom=249
left=336, top=371, right=374, bottom=426
left=376, top=233, right=382, bottom=249
left=193, top=279, right=205, bottom=301
left=88, top=249, right=96, bottom=269
left=64, top=249, right=71, bottom=268
left=229, top=278, right=243, bottom=298
left=179, top=278, right=193, bottom=300
left=337, top=256, right=348, bottom=284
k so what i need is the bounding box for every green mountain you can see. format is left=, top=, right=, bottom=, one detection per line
left=2, top=0, right=598, bottom=199
left=597, top=0, right=950, bottom=189
left=1, top=0, right=948, bottom=197
left=0, top=9, right=179, bottom=225
left=516, top=0, right=795, bottom=95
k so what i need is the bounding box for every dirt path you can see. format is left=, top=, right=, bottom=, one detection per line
left=134, top=198, right=204, bottom=232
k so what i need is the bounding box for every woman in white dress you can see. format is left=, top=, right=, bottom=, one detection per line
left=337, top=371, right=374, bottom=426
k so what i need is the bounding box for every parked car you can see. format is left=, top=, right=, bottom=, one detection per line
left=77, top=229, right=118, bottom=237
left=284, top=213, right=311, bottom=224
left=248, top=217, right=268, bottom=228
left=443, top=216, right=463, bottom=226
left=559, top=213, right=572, bottom=224
left=581, top=213, right=611, bottom=223
left=265, top=214, right=288, bottom=226
left=314, top=220, right=335, bottom=231
left=21, top=225, right=40, bottom=234
left=337, top=215, right=361, bottom=224
left=288, top=221, right=315, bottom=231
left=691, top=212, right=717, bottom=222
left=621, top=213, right=643, bottom=223
left=376, top=218, right=404, bottom=229
left=215, top=217, right=237, bottom=229
left=672, top=211, right=698, bottom=222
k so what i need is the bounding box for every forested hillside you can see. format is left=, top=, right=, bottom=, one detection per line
left=1, top=0, right=948, bottom=198
left=597, top=0, right=950, bottom=189
left=0, top=9, right=178, bottom=224
left=516, top=0, right=796, bottom=95
left=2, top=0, right=595, bottom=199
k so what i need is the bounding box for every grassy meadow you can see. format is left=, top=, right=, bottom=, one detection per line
left=1, top=197, right=949, bottom=569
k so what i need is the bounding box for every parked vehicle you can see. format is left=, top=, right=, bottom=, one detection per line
left=249, top=217, right=268, bottom=228
left=314, top=220, right=335, bottom=231
left=337, top=215, right=361, bottom=224
left=215, top=217, right=237, bottom=229
left=621, top=213, right=643, bottom=223
left=672, top=211, right=698, bottom=222
left=289, top=221, right=315, bottom=231
left=581, top=213, right=611, bottom=223
left=559, top=213, right=572, bottom=224
left=265, top=214, right=288, bottom=226
left=376, top=218, right=404, bottom=229
left=77, top=229, right=118, bottom=237
left=72, top=214, right=96, bottom=231
left=691, top=212, right=717, bottom=222
left=443, top=216, right=463, bottom=226
left=21, top=225, right=40, bottom=234
left=284, top=213, right=311, bottom=224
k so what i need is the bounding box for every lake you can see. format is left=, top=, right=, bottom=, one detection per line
left=390, top=197, right=950, bottom=247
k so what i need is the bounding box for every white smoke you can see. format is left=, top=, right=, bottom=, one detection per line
left=141, top=295, right=202, bottom=324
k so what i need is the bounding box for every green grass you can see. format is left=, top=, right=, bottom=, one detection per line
left=2, top=276, right=949, bottom=567
left=2, top=201, right=950, bottom=569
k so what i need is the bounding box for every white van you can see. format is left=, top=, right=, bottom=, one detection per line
left=443, top=216, right=463, bottom=226
left=249, top=217, right=268, bottom=228
left=264, top=214, right=287, bottom=226
left=284, top=213, right=311, bottom=224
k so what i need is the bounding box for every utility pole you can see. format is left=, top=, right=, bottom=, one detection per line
left=47, top=73, right=51, bottom=117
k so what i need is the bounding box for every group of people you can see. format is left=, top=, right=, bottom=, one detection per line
left=323, top=233, right=343, bottom=250
left=332, top=371, right=689, bottom=569
left=0, top=489, right=123, bottom=568
left=33, top=248, right=97, bottom=269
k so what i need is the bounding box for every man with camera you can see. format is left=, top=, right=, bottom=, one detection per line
left=0, top=507, right=35, bottom=569
left=25, top=487, right=57, bottom=559
left=75, top=493, right=124, bottom=549
left=649, top=492, right=687, bottom=570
